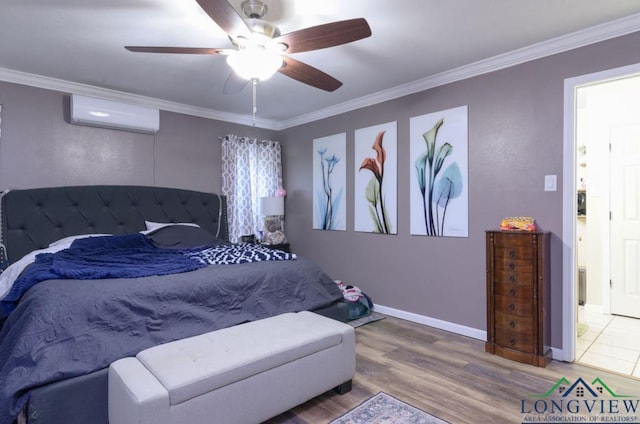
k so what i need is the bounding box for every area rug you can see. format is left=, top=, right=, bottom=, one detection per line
left=330, top=392, right=449, bottom=424
left=348, top=311, right=386, bottom=328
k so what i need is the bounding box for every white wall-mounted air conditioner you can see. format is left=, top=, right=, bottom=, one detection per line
left=70, top=94, right=160, bottom=134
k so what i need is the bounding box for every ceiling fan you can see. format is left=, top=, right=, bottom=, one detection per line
left=125, top=0, right=372, bottom=94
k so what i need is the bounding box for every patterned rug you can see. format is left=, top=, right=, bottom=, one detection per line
left=330, top=392, right=449, bottom=424
left=348, top=311, right=386, bottom=328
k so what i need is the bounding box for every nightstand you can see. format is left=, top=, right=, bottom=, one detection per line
left=261, top=243, right=290, bottom=253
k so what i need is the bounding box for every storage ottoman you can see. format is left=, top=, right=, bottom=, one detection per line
left=108, top=311, right=355, bottom=424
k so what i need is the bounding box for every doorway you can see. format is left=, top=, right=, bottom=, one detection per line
left=564, top=67, right=640, bottom=377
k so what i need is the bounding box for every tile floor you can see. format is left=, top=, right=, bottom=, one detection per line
left=577, top=307, right=640, bottom=378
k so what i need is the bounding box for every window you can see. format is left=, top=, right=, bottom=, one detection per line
left=221, top=135, right=282, bottom=242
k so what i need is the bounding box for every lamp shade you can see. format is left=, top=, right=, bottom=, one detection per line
left=260, top=196, right=284, bottom=216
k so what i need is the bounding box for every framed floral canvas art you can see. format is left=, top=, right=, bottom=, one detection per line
left=354, top=121, right=397, bottom=234
left=410, top=105, right=469, bottom=237
left=313, top=133, right=346, bottom=231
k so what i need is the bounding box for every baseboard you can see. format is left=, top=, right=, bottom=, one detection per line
left=550, top=347, right=564, bottom=361
left=374, top=304, right=568, bottom=362
left=373, top=304, right=487, bottom=341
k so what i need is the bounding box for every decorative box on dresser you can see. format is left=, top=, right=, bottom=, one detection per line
left=485, top=230, right=551, bottom=367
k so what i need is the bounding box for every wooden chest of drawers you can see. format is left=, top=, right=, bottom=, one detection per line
left=485, top=230, right=551, bottom=367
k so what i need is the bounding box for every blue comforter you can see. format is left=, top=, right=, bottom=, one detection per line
left=0, top=236, right=342, bottom=424
left=0, top=234, right=206, bottom=316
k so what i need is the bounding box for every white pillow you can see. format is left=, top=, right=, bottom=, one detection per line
left=144, top=221, right=200, bottom=232
left=48, top=233, right=111, bottom=248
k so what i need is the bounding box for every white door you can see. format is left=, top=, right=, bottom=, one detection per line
left=610, top=124, right=640, bottom=319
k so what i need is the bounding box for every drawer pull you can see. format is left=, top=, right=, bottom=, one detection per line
left=509, top=262, right=515, bottom=270
left=509, top=288, right=516, bottom=296
left=509, top=249, right=515, bottom=257
left=509, top=275, right=516, bottom=283
left=508, top=304, right=515, bottom=311
left=509, top=320, right=516, bottom=328
left=509, top=337, right=516, bottom=346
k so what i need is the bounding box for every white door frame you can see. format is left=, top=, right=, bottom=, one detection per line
left=562, top=62, right=640, bottom=362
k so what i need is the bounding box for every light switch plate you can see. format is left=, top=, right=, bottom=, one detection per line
left=544, top=175, right=557, bottom=191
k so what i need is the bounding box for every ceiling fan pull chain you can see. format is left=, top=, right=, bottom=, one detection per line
left=252, top=78, right=258, bottom=126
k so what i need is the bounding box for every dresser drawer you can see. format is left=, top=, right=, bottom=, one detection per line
left=493, top=257, right=535, bottom=274
left=494, top=295, right=534, bottom=317
left=492, top=232, right=536, bottom=250
left=494, top=284, right=533, bottom=299
left=493, top=243, right=534, bottom=260
left=495, top=311, right=534, bottom=332
left=495, top=330, right=535, bottom=353
left=493, top=269, right=533, bottom=287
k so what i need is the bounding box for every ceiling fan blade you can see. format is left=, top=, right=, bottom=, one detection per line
left=195, top=0, right=250, bottom=38
left=223, top=71, right=249, bottom=95
left=275, top=18, right=371, bottom=54
left=279, top=56, right=342, bottom=92
left=125, top=46, right=227, bottom=55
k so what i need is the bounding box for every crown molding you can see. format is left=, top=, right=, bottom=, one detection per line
left=0, top=67, right=280, bottom=130
left=276, top=13, right=640, bottom=130
left=1, top=13, right=639, bottom=132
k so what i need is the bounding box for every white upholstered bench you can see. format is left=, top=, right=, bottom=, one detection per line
left=108, top=311, right=355, bottom=424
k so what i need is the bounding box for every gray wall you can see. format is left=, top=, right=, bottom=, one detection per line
left=280, top=32, right=640, bottom=349
left=0, top=81, right=277, bottom=191
left=1, top=31, right=639, bottom=351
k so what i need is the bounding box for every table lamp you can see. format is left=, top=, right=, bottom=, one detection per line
left=259, top=196, right=286, bottom=244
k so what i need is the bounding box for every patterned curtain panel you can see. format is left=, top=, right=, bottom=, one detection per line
left=221, top=134, right=282, bottom=242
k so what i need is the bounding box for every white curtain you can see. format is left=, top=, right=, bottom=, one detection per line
left=221, top=134, right=282, bottom=242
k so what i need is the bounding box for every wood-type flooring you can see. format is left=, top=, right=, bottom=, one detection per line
left=264, top=315, right=640, bottom=423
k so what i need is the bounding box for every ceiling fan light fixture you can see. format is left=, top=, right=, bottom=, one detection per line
left=241, top=0, right=268, bottom=20
left=226, top=47, right=283, bottom=81
left=125, top=0, right=371, bottom=93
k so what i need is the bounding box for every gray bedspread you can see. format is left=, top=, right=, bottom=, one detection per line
left=0, top=258, right=342, bottom=424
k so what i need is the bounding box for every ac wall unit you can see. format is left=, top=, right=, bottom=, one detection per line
left=70, top=94, right=160, bottom=134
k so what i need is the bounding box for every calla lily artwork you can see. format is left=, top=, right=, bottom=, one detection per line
left=410, top=106, right=469, bottom=237
left=355, top=121, right=397, bottom=234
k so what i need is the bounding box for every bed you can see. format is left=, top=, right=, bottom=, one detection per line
left=0, top=185, right=346, bottom=424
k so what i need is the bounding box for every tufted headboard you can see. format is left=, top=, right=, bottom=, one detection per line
left=0, top=185, right=228, bottom=265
